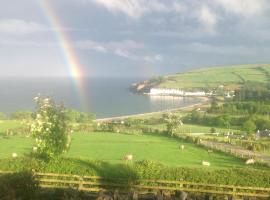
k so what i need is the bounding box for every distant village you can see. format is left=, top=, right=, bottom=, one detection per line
left=148, top=87, right=235, bottom=98
left=149, top=88, right=210, bottom=97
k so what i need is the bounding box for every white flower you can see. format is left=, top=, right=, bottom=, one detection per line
left=33, top=96, right=39, bottom=102
left=43, top=98, right=50, bottom=104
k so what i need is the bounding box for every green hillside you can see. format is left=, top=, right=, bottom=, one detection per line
left=157, top=64, right=270, bottom=90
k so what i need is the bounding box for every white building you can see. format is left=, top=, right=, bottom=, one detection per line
left=150, top=88, right=184, bottom=96
left=149, top=88, right=206, bottom=96
left=184, top=91, right=206, bottom=96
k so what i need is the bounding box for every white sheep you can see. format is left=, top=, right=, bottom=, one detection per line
left=180, top=145, right=185, bottom=151
left=202, top=160, right=210, bottom=166
left=124, top=154, right=133, bottom=161
left=12, top=153, right=17, bottom=158
left=33, top=146, right=38, bottom=152
left=245, top=158, right=255, bottom=165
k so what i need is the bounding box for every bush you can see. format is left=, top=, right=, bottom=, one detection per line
left=10, top=111, right=33, bottom=120
left=0, top=171, right=39, bottom=200
left=242, top=120, right=256, bottom=134
left=31, top=96, right=71, bottom=159
left=163, top=113, right=182, bottom=137
left=0, top=157, right=269, bottom=187
left=66, top=109, right=95, bottom=123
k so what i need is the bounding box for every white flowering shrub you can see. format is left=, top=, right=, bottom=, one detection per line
left=31, top=96, right=71, bottom=159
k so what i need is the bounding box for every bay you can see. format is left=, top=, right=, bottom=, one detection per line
left=0, top=77, right=201, bottom=118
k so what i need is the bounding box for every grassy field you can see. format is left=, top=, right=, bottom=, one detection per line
left=0, top=132, right=265, bottom=169
left=0, top=120, right=25, bottom=135
left=157, top=64, right=270, bottom=90
left=141, top=123, right=239, bottom=134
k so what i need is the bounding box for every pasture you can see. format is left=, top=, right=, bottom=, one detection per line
left=0, top=120, right=25, bottom=135
left=158, top=64, right=270, bottom=90
left=0, top=132, right=264, bottom=169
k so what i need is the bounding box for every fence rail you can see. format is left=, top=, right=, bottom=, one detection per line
left=1, top=171, right=270, bottom=198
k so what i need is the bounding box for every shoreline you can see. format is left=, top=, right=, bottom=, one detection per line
left=96, top=96, right=210, bottom=122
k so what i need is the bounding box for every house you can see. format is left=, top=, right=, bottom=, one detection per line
left=150, top=88, right=184, bottom=96
left=149, top=88, right=207, bottom=97
left=256, top=130, right=270, bottom=138
left=184, top=91, right=206, bottom=96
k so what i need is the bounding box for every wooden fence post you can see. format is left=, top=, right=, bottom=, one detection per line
left=78, top=176, right=83, bottom=190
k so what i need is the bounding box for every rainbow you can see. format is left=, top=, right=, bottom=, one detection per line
left=38, top=0, right=89, bottom=111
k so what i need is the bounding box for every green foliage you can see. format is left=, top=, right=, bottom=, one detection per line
left=255, top=118, right=270, bottom=130
left=30, top=96, right=71, bottom=159
left=10, top=111, right=33, bottom=120
left=234, top=82, right=270, bottom=101
left=149, top=76, right=165, bottom=85
left=242, top=120, right=256, bottom=134
left=0, top=171, right=39, bottom=200
left=183, top=111, right=234, bottom=129
left=210, top=101, right=270, bottom=115
left=66, top=109, right=95, bottom=123
left=163, top=113, right=182, bottom=136
left=210, top=127, right=216, bottom=133
left=0, top=157, right=269, bottom=187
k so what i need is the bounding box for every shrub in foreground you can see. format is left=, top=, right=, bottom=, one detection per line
left=0, top=171, right=39, bottom=200
left=31, top=96, right=71, bottom=159
left=0, top=157, right=269, bottom=187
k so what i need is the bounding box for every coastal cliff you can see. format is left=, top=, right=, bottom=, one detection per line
left=130, top=76, right=165, bottom=93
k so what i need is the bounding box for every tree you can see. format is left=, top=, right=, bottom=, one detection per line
left=10, top=111, right=33, bottom=120
left=163, top=113, right=183, bottom=137
left=30, top=96, right=71, bottom=159
left=66, top=109, right=95, bottom=123
left=210, top=127, right=216, bottom=133
left=242, top=120, right=256, bottom=135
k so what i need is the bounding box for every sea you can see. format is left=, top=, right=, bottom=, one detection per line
left=0, top=77, right=201, bottom=118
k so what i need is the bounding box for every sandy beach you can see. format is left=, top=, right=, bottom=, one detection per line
left=96, top=96, right=210, bottom=122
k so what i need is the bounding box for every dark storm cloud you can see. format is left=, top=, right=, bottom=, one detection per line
left=0, top=0, right=270, bottom=77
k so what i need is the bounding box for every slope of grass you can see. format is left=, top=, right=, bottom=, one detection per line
left=0, top=132, right=265, bottom=169
left=158, top=64, right=270, bottom=90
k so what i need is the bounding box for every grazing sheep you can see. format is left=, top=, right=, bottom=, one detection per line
left=180, top=145, right=185, bottom=150
left=245, top=158, right=255, bottom=165
left=124, top=154, right=133, bottom=161
left=12, top=153, right=17, bottom=158
left=202, top=161, right=210, bottom=166
left=32, top=146, right=38, bottom=152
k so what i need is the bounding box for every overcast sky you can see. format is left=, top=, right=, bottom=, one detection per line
left=1, top=0, right=270, bottom=77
